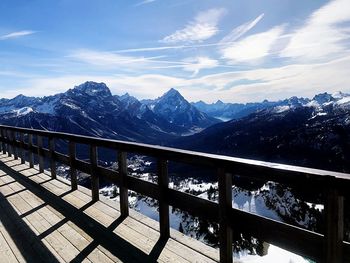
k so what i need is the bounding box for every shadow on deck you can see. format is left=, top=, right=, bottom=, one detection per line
left=0, top=154, right=218, bottom=263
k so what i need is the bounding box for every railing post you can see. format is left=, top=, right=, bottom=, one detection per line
left=157, top=158, right=170, bottom=239
left=19, top=133, right=25, bottom=164
left=69, top=141, right=78, bottom=190
left=37, top=135, right=44, bottom=173
left=28, top=134, right=34, bottom=168
left=7, top=130, right=12, bottom=157
left=218, top=167, right=233, bottom=263
left=0, top=129, right=5, bottom=154
left=118, top=151, right=129, bottom=218
left=324, top=178, right=343, bottom=263
left=12, top=131, right=18, bottom=160
left=49, top=137, right=56, bottom=179
left=90, top=145, right=99, bottom=202
left=0, top=128, right=2, bottom=153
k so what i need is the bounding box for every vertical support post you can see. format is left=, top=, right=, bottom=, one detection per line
left=12, top=131, right=18, bottom=160
left=0, top=128, right=2, bottom=153
left=69, top=141, right=78, bottom=190
left=90, top=145, right=99, bottom=202
left=157, top=158, right=170, bottom=239
left=1, top=129, right=6, bottom=154
left=49, top=137, right=56, bottom=179
left=37, top=135, right=44, bottom=173
left=2, top=129, right=6, bottom=154
left=7, top=130, right=12, bottom=157
left=28, top=134, right=34, bottom=168
left=19, top=133, right=25, bottom=164
left=218, top=167, right=233, bottom=263
left=118, top=151, right=129, bottom=218
left=324, top=179, right=343, bottom=263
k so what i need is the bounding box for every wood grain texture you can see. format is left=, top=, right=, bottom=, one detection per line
left=0, top=155, right=218, bottom=262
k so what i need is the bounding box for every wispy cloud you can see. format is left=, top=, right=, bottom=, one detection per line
left=115, top=14, right=263, bottom=53
left=280, top=0, right=350, bottom=61
left=114, top=42, right=229, bottom=53
left=134, top=0, right=156, bottom=7
left=181, top=57, right=218, bottom=76
left=115, top=41, right=238, bottom=53
left=221, top=25, right=285, bottom=64
left=68, top=49, right=163, bottom=67
left=0, top=30, right=36, bottom=40
left=161, top=8, right=226, bottom=43
left=13, top=55, right=350, bottom=103
left=68, top=49, right=221, bottom=73
left=220, top=13, right=264, bottom=44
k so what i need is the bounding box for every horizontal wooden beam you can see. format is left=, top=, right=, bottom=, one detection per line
left=230, top=208, right=323, bottom=261
left=168, top=189, right=219, bottom=221
left=0, top=125, right=348, bottom=186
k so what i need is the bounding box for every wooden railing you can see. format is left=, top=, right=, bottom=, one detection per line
left=0, top=124, right=349, bottom=263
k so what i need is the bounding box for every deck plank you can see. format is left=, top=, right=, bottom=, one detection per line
left=0, top=154, right=219, bottom=262
left=0, top=231, right=19, bottom=263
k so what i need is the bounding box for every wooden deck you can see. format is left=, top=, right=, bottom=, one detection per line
left=0, top=154, right=219, bottom=263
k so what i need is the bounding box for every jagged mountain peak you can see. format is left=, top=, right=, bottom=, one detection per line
left=161, top=88, right=183, bottom=100
left=13, top=94, right=26, bottom=99
left=69, top=81, right=112, bottom=98
left=11, top=94, right=35, bottom=101
left=143, top=88, right=220, bottom=130
left=312, top=92, right=334, bottom=104
left=9, top=94, right=37, bottom=107
left=119, top=92, right=138, bottom=103
left=120, top=92, right=130, bottom=98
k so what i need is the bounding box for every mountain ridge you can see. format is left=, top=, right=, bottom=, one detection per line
left=176, top=91, right=350, bottom=173
left=0, top=81, right=218, bottom=143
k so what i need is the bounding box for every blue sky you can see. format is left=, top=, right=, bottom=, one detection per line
left=0, top=0, right=350, bottom=102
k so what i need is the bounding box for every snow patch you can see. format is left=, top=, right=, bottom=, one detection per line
left=63, top=101, right=80, bottom=110
left=15, top=107, right=33, bottom=116
left=36, top=101, right=57, bottom=114
left=237, top=244, right=309, bottom=263
left=306, top=100, right=320, bottom=108
left=274, top=105, right=290, bottom=113
left=336, top=97, right=350, bottom=105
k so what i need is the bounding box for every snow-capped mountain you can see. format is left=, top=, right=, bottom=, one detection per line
left=177, top=91, right=350, bottom=173
left=142, top=88, right=220, bottom=131
left=192, top=96, right=310, bottom=121
left=0, top=82, right=215, bottom=144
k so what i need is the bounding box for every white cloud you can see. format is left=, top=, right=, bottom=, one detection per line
left=134, top=0, right=156, bottom=7
left=181, top=56, right=218, bottom=76
left=0, top=30, right=36, bottom=40
left=114, top=14, right=263, bottom=54
left=68, top=49, right=159, bottom=67
left=67, top=49, right=192, bottom=71
left=280, top=0, right=350, bottom=61
left=68, top=49, right=225, bottom=74
left=187, top=55, right=350, bottom=102
left=162, top=8, right=226, bottom=43
left=9, top=55, right=350, bottom=103
left=220, top=13, right=264, bottom=44
left=221, top=25, right=285, bottom=64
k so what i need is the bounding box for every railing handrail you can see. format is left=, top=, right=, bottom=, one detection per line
left=0, top=124, right=348, bottom=263
left=0, top=124, right=348, bottom=181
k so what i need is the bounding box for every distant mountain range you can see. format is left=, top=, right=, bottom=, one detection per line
left=177, top=91, right=350, bottom=172
left=0, top=81, right=218, bottom=144
left=0, top=81, right=349, bottom=172
left=192, top=96, right=310, bottom=121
